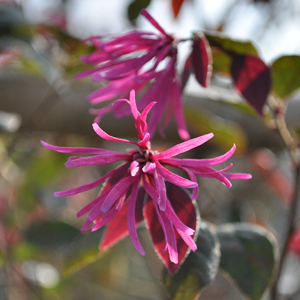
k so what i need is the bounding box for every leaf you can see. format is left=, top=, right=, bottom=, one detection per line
left=192, top=33, right=212, bottom=88
left=217, top=223, right=279, bottom=300
left=205, top=32, right=258, bottom=56
left=62, top=229, right=105, bottom=276
left=161, top=222, right=220, bottom=300
left=271, top=55, right=300, bottom=99
left=26, top=221, right=81, bottom=249
left=230, top=54, right=271, bottom=115
left=181, top=53, right=192, bottom=90
left=172, top=0, right=185, bottom=18
left=127, top=0, right=151, bottom=22
left=205, top=32, right=258, bottom=74
left=144, top=182, right=200, bottom=274
left=184, top=106, right=248, bottom=154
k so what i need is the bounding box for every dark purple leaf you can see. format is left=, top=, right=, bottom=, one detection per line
left=230, top=54, right=271, bottom=114
left=144, top=182, right=199, bottom=274
left=192, top=33, right=212, bottom=88
left=181, top=53, right=192, bottom=90
left=99, top=187, right=145, bottom=251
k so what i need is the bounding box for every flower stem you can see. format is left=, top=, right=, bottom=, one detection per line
left=269, top=104, right=300, bottom=299
left=270, top=164, right=300, bottom=300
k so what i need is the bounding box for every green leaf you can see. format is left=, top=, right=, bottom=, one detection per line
left=62, top=229, right=106, bottom=277
left=26, top=221, right=80, bottom=249
left=161, top=222, right=220, bottom=300
left=205, top=32, right=258, bottom=74
left=217, top=223, right=279, bottom=300
left=271, top=55, right=300, bottom=99
left=127, top=0, right=151, bottom=22
left=184, top=106, right=248, bottom=154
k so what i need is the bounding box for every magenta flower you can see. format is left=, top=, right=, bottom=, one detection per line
left=41, top=90, right=251, bottom=273
left=76, top=9, right=189, bottom=140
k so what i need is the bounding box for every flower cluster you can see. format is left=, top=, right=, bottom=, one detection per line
left=42, top=90, right=251, bottom=273
left=76, top=9, right=189, bottom=139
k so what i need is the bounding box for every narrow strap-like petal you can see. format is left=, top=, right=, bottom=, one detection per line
left=142, top=174, right=159, bottom=201
left=65, top=153, right=129, bottom=168
left=159, top=144, right=236, bottom=167
left=127, top=179, right=145, bottom=255
left=92, top=123, right=138, bottom=146
left=223, top=173, right=252, bottom=180
left=41, top=141, right=112, bottom=155
left=176, top=228, right=197, bottom=252
left=101, top=175, right=135, bottom=213
left=55, top=164, right=128, bottom=197
left=161, top=212, right=178, bottom=264
left=165, top=199, right=195, bottom=235
left=91, top=192, right=127, bottom=232
left=153, top=133, right=214, bottom=160
left=155, top=161, right=198, bottom=189
left=181, top=167, right=198, bottom=199
left=140, top=9, right=168, bottom=36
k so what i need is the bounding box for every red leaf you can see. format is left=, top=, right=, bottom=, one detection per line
left=289, top=230, right=300, bottom=256
left=172, top=0, right=185, bottom=18
left=99, top=187, right=145, bottom=251
left=192, top=33, right=212, bottom=88
left=144, top=182, right=199, bottom=274
left=230, top=54, right=271, bottom=114
left=181, top=53, right=192, bottom=90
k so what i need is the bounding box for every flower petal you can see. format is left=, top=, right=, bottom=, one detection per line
left=130, top=161, right=140, bottom=177
left=223, top=173, right=252, bottom=180
left=65, top=153, right=129, bottom=168
left=159, top=144, right=236, bottom=167
left=141, top=9, right=168, bottom=36
left=41, top=141, right=111, bottom=155
left=92, top=123, right=138, bottom=146
left=127, top=179, right=145, bottom=255
left=101, top=175, right=135, bottom=213
left=153, top=133, right=214, bottom=160
left=99, top=187, right=145, bottom=251
left=155, top=161, right=198, bottom=189
left=55, top=164, right=128, bottom=197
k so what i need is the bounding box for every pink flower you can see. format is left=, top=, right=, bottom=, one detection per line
left=41, top=90, right=251, bottom=273
left=76, top=9, right=189, bottom=140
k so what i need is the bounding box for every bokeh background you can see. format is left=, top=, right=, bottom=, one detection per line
left=0, top=0, right=300, bottom=299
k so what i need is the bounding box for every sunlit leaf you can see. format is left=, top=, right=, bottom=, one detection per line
left=231, top=54, right=271, bottom=114
left=62, top=229, right=105, bottom=276
left=192, top=33, right=212, bottom=88
left=271, top=55, right=300, bottom=99
left=144, top=182, right=200, bottom=274
left=217, top=223, right=279, bottom=300
left=26, top=221, right=80, bottom=248
left=184, top=106, right=248, bottom=154
left=172, top=0, right=185, bottom=18
left=127, top=0, right=151, bottom=22
left=162, top=222, right=220, bottom=300
left=205, top=32, right=258, bottom=74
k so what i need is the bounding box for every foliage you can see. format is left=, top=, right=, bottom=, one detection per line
left=1, top=1, right=300, bottom=300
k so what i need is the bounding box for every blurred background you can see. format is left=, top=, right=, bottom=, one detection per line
left=0, top=0, right=300, bottom=299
